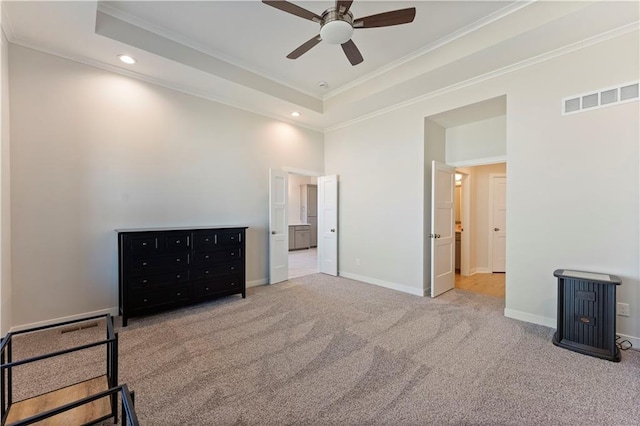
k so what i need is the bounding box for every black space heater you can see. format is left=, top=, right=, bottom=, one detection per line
left=552, top=269, right=622, bottom=362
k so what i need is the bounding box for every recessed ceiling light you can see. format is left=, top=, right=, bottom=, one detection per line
left=291, top=112, right=301, bottom=118
left=118, top=54, right=137, bottom=65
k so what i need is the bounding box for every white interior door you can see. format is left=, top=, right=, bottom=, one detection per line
left=318, top=174, right=338, bottom=276
left=269, top=169, right=288, bottom=284
left=431, top=161, right=455, bottom=297
left=491, top=175, right=507, bottom=272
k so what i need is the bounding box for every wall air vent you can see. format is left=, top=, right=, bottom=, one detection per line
left=562, top=82, right=639, bottom=115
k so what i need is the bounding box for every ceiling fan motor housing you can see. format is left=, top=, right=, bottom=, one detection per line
left=320, top=7, right=354, bottom=44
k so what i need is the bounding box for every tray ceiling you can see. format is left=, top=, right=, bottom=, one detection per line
left=3, top=1, right=638, bottom=130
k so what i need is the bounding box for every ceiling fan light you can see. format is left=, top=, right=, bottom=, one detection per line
left=320, top=20, right=354, bottom=44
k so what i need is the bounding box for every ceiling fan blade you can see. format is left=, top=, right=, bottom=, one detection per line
left=336, top=0, right=354, bottom=14
left=353, top=8, right=416, bottom=28
left=341, top=39, right=363, bottom=66
left=287, top=35, right=322, bottom=59
left=262, top=1, right=322, bottom=23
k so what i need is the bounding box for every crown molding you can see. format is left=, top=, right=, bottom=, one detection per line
left=1, top=2, right=16, bottom=42
left=325, top=22, right=640, bottom=133
left=6, top=2, right=638, bottom=135
left=96, top=2, right=321, bottom=101
left=322, top=0, right=535, bottom=101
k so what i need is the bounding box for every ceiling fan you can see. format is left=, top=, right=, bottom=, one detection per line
left=262, top=0, right=416, bottom=66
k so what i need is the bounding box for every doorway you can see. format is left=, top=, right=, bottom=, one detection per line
left=452, top=163, right=506, bottom=298
left=424, top=95, right=507, bottom=299
left=269, top=169, right=339, bottom=284
left=288, top=173, right=318, bottom=279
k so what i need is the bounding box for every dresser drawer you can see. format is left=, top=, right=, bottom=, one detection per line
left=192, top=229, right=242, bottom=250
left=130, top=285, right=189, bottom=309
left=128, top=270, right=189, bottom=289
left=194, top=275, right=242, bottom=297
left=193, top=248, right=242, bottom=265
left=219, top=230, right=242, bottom=245
left=192, top=231, right=219, bottom=250
left=127, top=236, right=158, bottom=255
left=193, top=262, right=242, bottom=280
left=161, top=233, right=190, bottom=252
left=130, top=253, right=190, bottom=275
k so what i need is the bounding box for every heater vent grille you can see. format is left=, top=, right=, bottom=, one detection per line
left=562, top=82, right=638, bottom=115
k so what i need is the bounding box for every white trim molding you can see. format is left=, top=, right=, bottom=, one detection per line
left=339, top=271, right=425, bottom=297
left=325, top=22, right=640, bottom=133
left=10, top=308, right=119, bottom=333
left=505, top=309, right=639, bottom=352
left=504, top=308, right=556, bottom=328
left=616, top=333, right=640, bottom=353
left=247, top=278, right=268, bottom=288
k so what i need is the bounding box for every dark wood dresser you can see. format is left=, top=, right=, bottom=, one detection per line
left=117, top=226, right=248, bottom=326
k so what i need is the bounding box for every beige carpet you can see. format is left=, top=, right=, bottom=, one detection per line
left=10, top=274, right=640, bottom=425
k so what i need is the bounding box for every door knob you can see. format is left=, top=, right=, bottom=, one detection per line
left=494, top=228, right=500, bottom=231
left=330, top=229, right=335, bottom=232
left=271, top=231, right=276, bottom=235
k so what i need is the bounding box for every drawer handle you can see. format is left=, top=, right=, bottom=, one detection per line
left=205, top=287, right=209, bottom=291
left=230, top=252, right=235, bottom=256
left=142, top=279, right=148, bottom=284
left=230, top=266, right=235, bottom=270
left=205, top=255, right=209, bottom=259
left=205, top=238, right=209, bottom=242
left=176, top=292, right=181, bottom=296
left=143, top=298, right=148, bottom=302
left=142, top=262, right=148, bottom=266
left=205, top=270, right=209, bottom=274
left=176, top=275, right=181, bottom=279
left=176, top=258, right=181, bottom=262
left=176, top=240, right=181, bottom=244
left=142, top=242, right=147, bottom=246
left=230, top=236, right=235, bottom=240
left=230, top=282, right=235, bottom=286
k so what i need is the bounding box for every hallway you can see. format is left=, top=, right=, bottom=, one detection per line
left=455, top=273, right=505, bottom=298
left=288, top=248, right=318, bottom=279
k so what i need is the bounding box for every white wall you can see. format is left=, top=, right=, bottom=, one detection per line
left=9, top=45, right=324, bottom=327
left=446, top=116, right=506, bottom=165
left=0, top=28, right=11, bottom=334
left=325, top=112, right=426, bottom=296
left=504, top=34, right=638, bottom=339
left=325, top=31, right=639, bottom=344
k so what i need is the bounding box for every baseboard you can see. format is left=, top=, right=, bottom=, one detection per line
left=10, top=307, right=120, bottom=333
left=504, top=308, right=556, bottom=328
left=339, top=271, right=425, bottom=297
left=504, top=309, right=639, bottom=351
left=247, top=278, right=268, bottom=288
left=616, top=333, right=640, bottom=352
left=471, top=267, right=492, bottom=274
